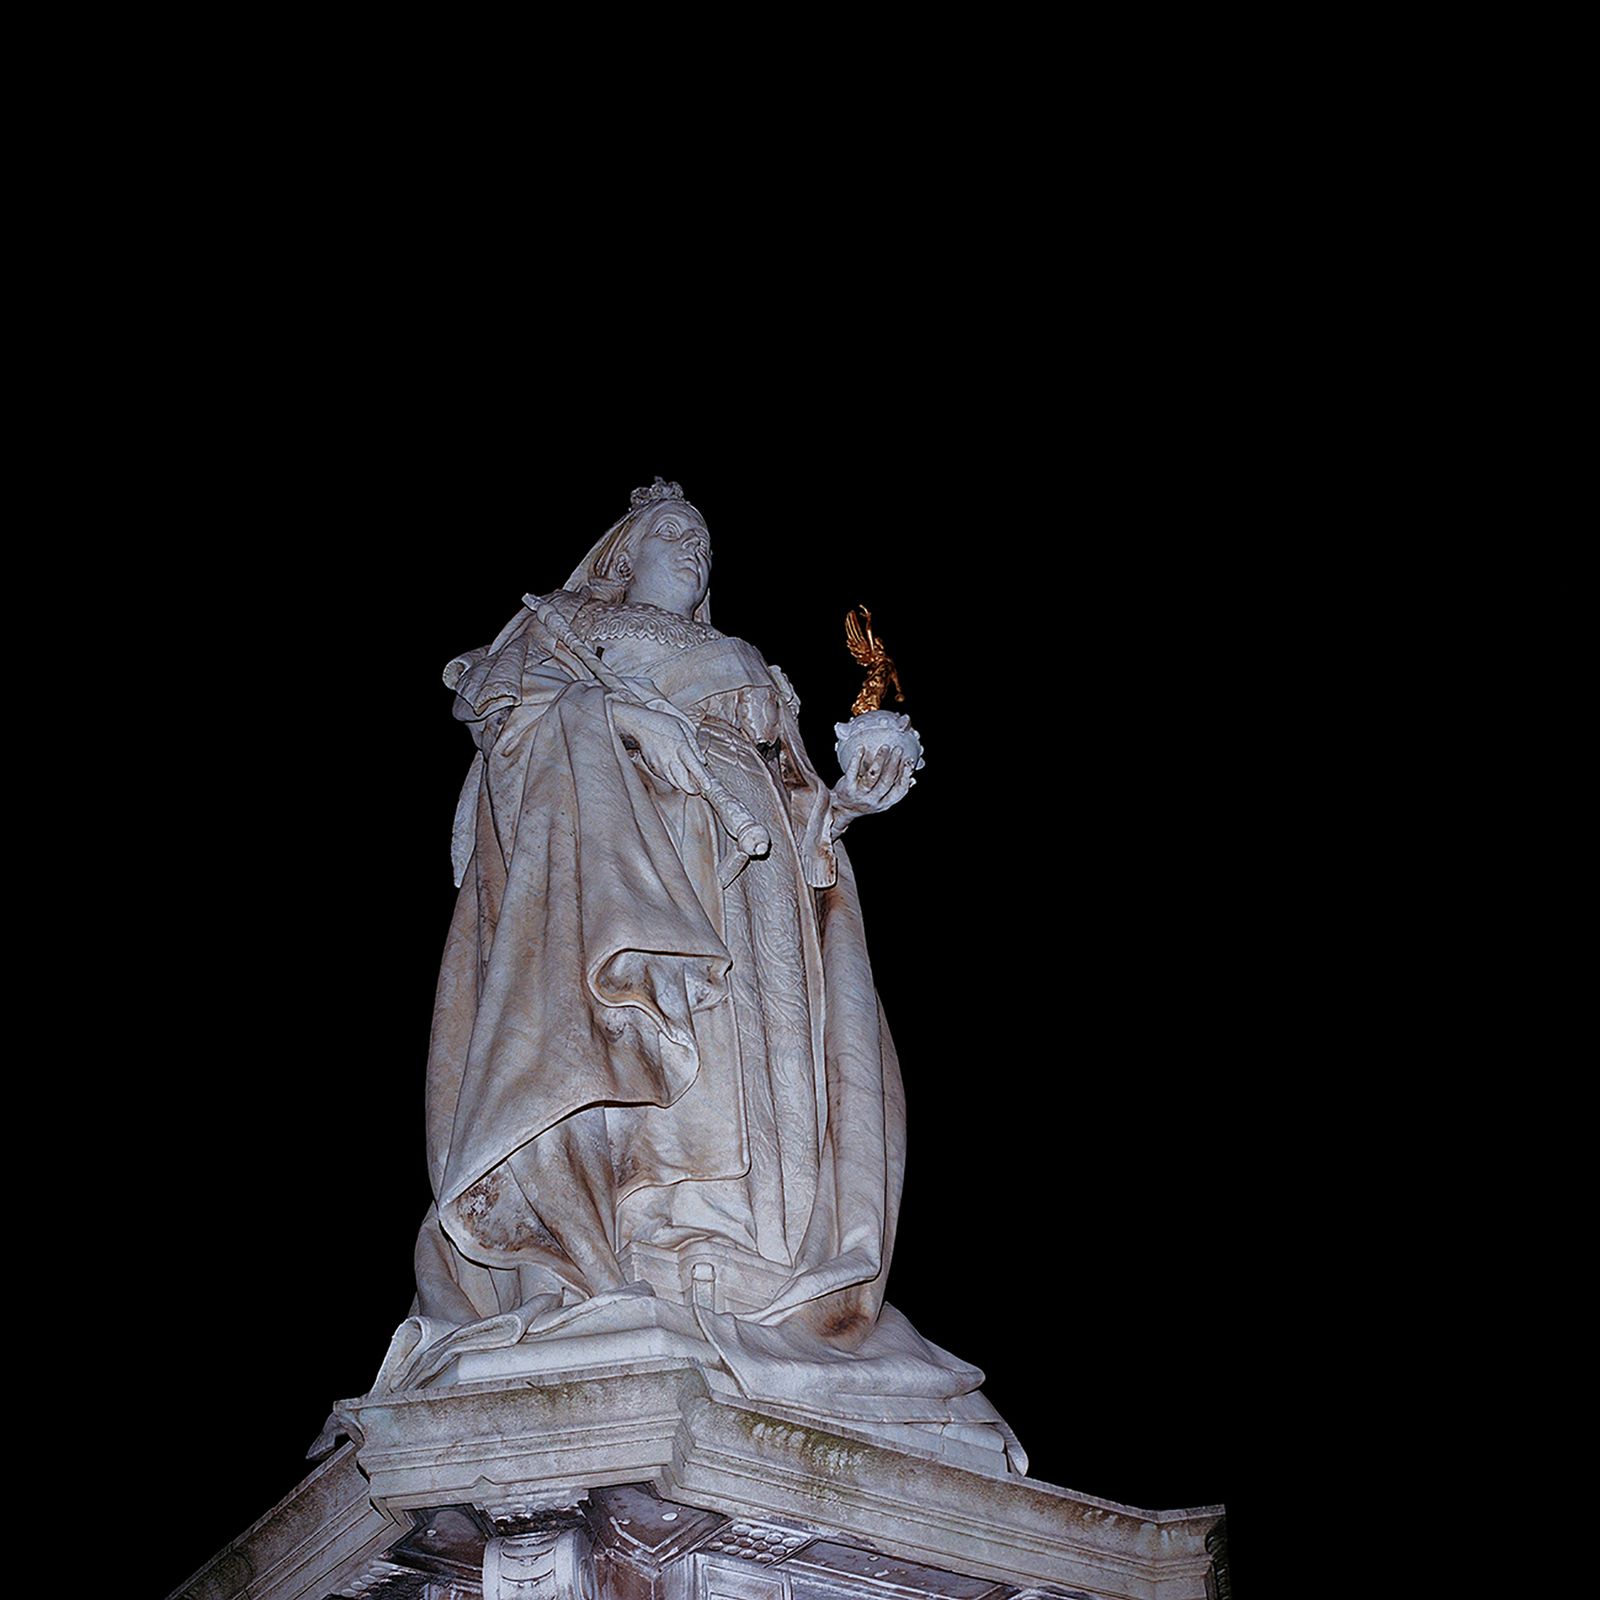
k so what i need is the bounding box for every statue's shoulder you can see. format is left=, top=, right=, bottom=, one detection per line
left=444, top=594, right=568, bottom=705
left=535, top=588, right=584, bottom=625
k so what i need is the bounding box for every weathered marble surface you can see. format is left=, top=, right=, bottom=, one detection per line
left=399, top=480, right=1018, bottom=1466
left=171, top=1363, right=1222, bottom=1600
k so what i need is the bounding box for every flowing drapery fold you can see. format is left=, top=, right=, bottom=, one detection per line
left=404, top=599, right=1024, bottom=1470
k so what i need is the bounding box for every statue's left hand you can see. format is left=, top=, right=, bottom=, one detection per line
left=832, top=742, right=916, bottom=821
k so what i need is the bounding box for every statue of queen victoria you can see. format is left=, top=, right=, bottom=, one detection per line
left=383, top=480, right=1024, bottom=1472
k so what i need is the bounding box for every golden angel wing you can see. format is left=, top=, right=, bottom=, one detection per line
left=845, top=606, right=883, bottom=667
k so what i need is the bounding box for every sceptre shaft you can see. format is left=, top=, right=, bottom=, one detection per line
left=523, top=594, right=771, bottom=880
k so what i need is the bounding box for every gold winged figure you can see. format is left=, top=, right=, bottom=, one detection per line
left=845, top=605, right=906, bottom=717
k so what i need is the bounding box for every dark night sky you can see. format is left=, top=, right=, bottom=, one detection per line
left=120, top=398, right=1274, bottom=1596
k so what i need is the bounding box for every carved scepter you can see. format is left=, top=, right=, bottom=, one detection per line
left=522, top=593, right=772, bottom=878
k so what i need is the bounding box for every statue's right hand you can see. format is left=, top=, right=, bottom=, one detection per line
left=610, top=701, right=710, bottom=797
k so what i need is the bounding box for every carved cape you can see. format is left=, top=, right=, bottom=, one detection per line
left=400, top=593, right=1022, bottom=1466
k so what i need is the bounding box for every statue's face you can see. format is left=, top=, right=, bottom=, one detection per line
left=625, top=505, right=712, bottom=615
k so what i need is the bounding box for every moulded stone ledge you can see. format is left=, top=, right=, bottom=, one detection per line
left=173, top=1358, right=1222, bottom=1600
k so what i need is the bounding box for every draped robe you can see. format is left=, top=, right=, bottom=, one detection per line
left=400, top=591, right=1023, bottom=1468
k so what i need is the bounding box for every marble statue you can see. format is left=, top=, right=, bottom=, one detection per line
left=380, top=479, right=1024, bottom=1472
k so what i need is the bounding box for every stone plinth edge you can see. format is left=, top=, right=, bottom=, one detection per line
left=168, top=1442, right=400, bottom=1600
left=333, top=1358, right=1219, bottom=1600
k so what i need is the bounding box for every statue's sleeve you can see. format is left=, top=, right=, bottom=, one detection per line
left=443, top=608, right=584, bottom=886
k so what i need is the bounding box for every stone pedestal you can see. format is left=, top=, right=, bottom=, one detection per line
left=169, top=1356, right=1221, bottom=1600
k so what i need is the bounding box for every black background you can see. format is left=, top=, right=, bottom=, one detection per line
left=118, top=404, right=1274, bottom=1595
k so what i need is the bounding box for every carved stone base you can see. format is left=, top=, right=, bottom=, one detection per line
left=169, top=1364, right=1221, bottom=1600
left=419, top=1301, right=1013, bottom=1479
